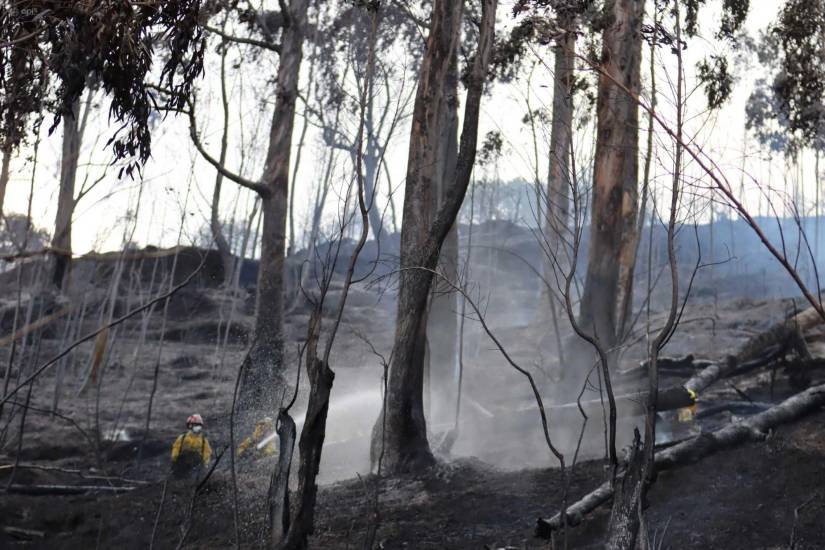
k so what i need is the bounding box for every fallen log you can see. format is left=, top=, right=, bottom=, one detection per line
left=694, top=401, right=772, bottom=419
left=0, top=463, right=151, bottom=485
left=621, top=354, right=715, bottom=379
left=3, top=526, right=45, bottom=540
left=488, top=387, right=696, bottom=441
left=536, top=382, right=825, bottom=537
left=736, top=305, right=821, bottom=364
left=522, top=386, right=695, bottom=418
left=629, top=347, right=783, bottom=399
left=629, top=304, right=824, bottom=397
left=0, top=305, right=73, bottom=347
left=682, top=350, right=786, bottom=396
left=6, top=483, right=137, bottom=495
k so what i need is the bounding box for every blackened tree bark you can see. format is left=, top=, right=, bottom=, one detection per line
left=426, top=46, right=459, bottom=424
left=578, top=0, right=643, bottom=353
left=237, top=0, right=311, bottom=414
left=371, top=0, right=497, bottom=474
left=52, top=97, right=82, bottom=290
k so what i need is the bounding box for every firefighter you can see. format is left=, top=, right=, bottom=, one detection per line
left=237, top=416, right=277, bottom=461
left=171, top=413, right=213, bottom=479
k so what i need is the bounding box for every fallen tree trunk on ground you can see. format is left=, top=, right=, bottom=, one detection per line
left=6, top=484, right=137, bottom=495
left=0, top=305, right=73, bottom=347
left=536, top=382, right=825, bottom=536
left=684, top=353, right=770, bottom=396
left=620, top=354, right=715, bottom=378
left=504, top=386, right=695, bottom=427
left=685, top=305, right=824, bottom=394
left=3, top=526, right=45, bottom=540
left=624, top=304, right=825, bottom=397
left=737, top=304, right=821, bottom=364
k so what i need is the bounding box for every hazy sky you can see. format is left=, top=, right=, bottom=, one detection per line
left=3, top=0, right=798, bottom=256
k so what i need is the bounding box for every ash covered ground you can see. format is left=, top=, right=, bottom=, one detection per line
left=2, top=221, right=825, bottom=548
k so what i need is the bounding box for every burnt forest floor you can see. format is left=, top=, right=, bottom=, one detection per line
left=1, top=408, right=824, bottom=549
left=2, top=283, right=825, bottom=549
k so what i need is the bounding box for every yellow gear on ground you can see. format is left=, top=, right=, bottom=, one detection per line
left=678, top=403, right=697, bottom=423
left=237, top=418, right=276, bottom=459
left=171, top=431, right=213, bottom=465
left=678, top=387, right=699, bottom=422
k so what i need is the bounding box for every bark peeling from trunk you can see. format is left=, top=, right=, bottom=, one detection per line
left=578, top=0, right=644, bottom=355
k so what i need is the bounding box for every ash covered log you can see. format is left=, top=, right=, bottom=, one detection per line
left=736, top=304, right=821, bottom=364
left=624, top=304, right=823, bottom=396
left=3, top=526, right=45, bottom=540
left=6, top=484, right=137, bottom=495
left=508, top=386, right=695, bottom=421
left=536, top=382, right=825, bottom=536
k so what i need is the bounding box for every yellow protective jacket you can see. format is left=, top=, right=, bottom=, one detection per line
left=237, top=423, right=276, bottom=459
left=171, top=431, right=212, bottom=465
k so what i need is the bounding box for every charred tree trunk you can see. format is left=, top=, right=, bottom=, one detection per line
left=210, top=172, right=234, bottom=287
left=242, top=195, right=287, bottom=410
left=427, top=46, right=460, bottom=425
left=373, top=0, right=464, bottom=473
left=577, top=0, right=643, bottom=354
left=372, top=0, right=497, bottom=474
left=350, top=142, right=386, bottom=243
left=51, top=97, right=82, bottom=290
left=268, top=410, right=296, bottom=545
left=279, top=355, right=334, bottom=550
left=605, top=429, right=643, bottom=550
left=239, top=0, right=310, bottom=415
left=278, top=12, right=381, bottom=540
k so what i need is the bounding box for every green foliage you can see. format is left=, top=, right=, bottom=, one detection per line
left=490, top=17, right=539, bottom=82
left=0, top=1, right=208, bottom=176
left=718, top=0, right=750, bottom=40
left=697, top=55, right=733, bottom=110
left=495, top=1, right=599, bottom=83
left=772, top=0, right=825, bottom=147
left=668, top=0, right=748, bottom=41
left=477, top=130, right=504, bottom=166
left=683, top=0, right=707, bottom=38
left=747, top=0, right=825, bottom=153
left=655, top=0, right=748, bottom=110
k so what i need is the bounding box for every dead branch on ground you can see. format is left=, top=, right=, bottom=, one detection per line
left=536, top=382, right=825, bottom=536
left=0, top=253, right=207, bottom=407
